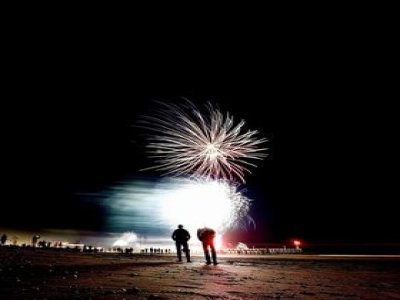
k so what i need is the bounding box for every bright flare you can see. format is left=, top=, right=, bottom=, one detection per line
left=158, top=177, right=253, bottom=235
left=112, top=232, right=138, bottom=247
left=214, top=234, right=223, bottom=250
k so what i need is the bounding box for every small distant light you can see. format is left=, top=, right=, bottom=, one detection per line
left=293, top=240, right=301, bottom=248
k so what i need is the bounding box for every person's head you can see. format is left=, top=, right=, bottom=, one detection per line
left=178, top=224, right=183, bottom=229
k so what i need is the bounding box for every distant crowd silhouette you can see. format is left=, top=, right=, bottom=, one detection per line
left=141, top=248, right=172, bottom=254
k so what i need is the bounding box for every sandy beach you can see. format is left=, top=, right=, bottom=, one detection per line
left=1, top=247, right=400, bottom=299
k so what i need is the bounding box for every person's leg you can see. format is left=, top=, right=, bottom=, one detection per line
left=182, top=242, right=191, bottom=262
left=176, top=242, right=182, bottom=261
left=203, top=242, right=211, bottom=264
left=210, top=242, right=217, bottom=265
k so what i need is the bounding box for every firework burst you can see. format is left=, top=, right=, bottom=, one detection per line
left=140, top=100, right=267, bottom=183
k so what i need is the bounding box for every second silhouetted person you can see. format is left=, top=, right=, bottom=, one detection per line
left=197, top=227, right=218, bottom=265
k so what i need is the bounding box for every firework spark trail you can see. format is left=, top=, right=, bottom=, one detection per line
left=139, top=100, right=267, bottom=183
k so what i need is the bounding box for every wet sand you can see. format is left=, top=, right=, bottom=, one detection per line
left=1, top=247, right=400, bottom=299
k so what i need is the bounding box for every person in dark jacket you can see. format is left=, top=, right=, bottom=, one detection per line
left=171, top=224, right=191, bottom=262
left=197, top=227, right=218, bottom=265
left=32, top=235, right=40, bottom=247
left=1, top=234, right=7, bottom=246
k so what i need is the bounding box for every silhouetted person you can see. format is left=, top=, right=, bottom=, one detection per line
left=1, top=234, right=7, bottom=246
left=197, top=227, right=217, bottom=265
left=32, top=235, right=40, bottom=247
left=171, top=224, right=191, bottom=262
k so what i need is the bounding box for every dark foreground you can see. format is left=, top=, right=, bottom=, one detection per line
left=1, top=247, right=400, bottom=299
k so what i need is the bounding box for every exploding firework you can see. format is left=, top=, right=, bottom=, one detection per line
left=140, top=100, right=267, bottom=183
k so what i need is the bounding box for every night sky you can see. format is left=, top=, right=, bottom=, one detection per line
left=2, top=41, right=398, bottom=247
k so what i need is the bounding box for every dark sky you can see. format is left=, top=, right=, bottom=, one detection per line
left=2, top=32, right=398, bottom=246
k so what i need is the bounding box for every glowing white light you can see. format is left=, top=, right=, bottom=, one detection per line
left=112, top=232, right=138, bottom=247
left=235, top=242, right=249, bottom=250
left=160, top=180, right=228, bottom=230
left=158, top=178, right=252, bottom=235
left=214, top=234, right=223, bottom=250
